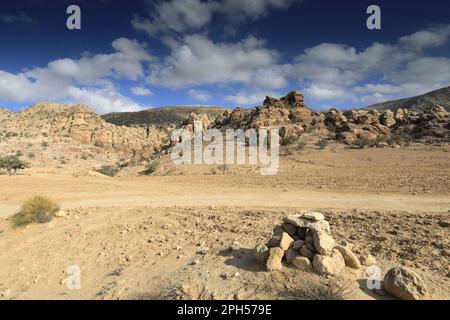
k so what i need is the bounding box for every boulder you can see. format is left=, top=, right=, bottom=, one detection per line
left=360, top=253, right=377, bottom=266
left=266, top=247, right=284, bottom=271
left=279, top=232, right=294, bottom=251
left=383, top=267, right=428, bottom=300
left=312, top=250, right=345, bottom=276
left=334, top=245, right=361, bottom=269
left=313, top=230, right=335, bottom=256
left=291, top=256, right=311, bottom=270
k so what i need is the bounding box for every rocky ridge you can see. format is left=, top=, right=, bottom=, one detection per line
left=184, top=90, right=450, bottom=147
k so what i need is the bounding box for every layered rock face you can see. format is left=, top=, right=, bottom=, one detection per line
left=209, top=91, right=450, bottom=145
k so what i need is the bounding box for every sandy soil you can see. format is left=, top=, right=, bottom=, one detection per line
left=0, top=146, right=449, bottom=300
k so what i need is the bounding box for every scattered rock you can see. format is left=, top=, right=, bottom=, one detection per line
left=360, top=253, right=377, bottom=266
left=334, top=245, right=361, bottom=269
left=383, top=267, right=428, bottom=300
left=54, top=210, right=67, bottom=217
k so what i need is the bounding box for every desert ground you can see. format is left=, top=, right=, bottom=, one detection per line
left=0, top=144, right=449, bottom=300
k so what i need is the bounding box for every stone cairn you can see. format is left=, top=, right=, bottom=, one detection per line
left=254, top=211, right=430, bottom=300
left=255, top=212, right=362, bottom=276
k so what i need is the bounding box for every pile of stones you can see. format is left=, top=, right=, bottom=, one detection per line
left=255, top=212, right=362, bottom=275
left=254, top=211, right=430, bottom=300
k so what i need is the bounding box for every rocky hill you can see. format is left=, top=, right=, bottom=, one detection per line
left=199, top=91, right=450, bottom=147
left=366, top=86, right=450, bottom=112
left=0, top=103, right=168, bottom=168
left=102, top=106, right=229, bottom=127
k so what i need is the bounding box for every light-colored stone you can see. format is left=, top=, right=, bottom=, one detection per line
left=284, top=214, right=331, bottom=234
left=284, top=247, right=298, bottom=264
left=360, top=253, right=377, bottom=266
left=312, top=250, right=345, bottom=276
left=302, top=211, right=325, bottom=221
left=291, top=256, right=311, bottom=270
left=383, top=267, right=428, bottom=300
left=266, top=247, right=284, bottom=271
left=254, top=243, right=269, bottom=263
left=334, top=245, right=361, bottom=269
left=313, top=231, right=335, bottom=256
left=279, top=232, right=294, bottom=251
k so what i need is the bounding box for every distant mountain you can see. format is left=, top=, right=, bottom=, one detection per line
left=366, top=86, right=450, bottom=112
left=102, top=106, right=229, bottom=127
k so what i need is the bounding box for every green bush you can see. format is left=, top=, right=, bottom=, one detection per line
left=12, top=196, right=60, bottom=227
left=95, top=165, right=120, bottom=177
left=0, top=155, right=30, bottom=175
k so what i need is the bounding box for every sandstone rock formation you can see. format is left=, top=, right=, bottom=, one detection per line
left=0, top=103, right=168, bottom=164
left=208, top=90, right=450, bottom=146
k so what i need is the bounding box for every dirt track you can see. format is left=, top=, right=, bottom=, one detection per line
left=0, top=146, right=449, bottom=300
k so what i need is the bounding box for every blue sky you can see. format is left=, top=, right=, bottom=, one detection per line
left=0, top=0, right=449, bottom=113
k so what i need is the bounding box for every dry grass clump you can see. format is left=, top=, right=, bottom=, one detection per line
left=12, top=196, right=60, bottom=227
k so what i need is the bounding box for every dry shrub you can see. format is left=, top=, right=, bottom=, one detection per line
left=12, top=196, right=60, bottom=227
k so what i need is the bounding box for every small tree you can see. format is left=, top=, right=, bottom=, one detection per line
left=0, top=155, right=29, bottom=175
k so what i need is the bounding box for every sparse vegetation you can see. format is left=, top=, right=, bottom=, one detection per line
left=0, top=155, right=30, bottom=175
left=316, top=138, right=329, bottom=149
left=387, top=133, right=412, bottom=147
left=281, top=134, right=299, bottom=146
left=140, top=160, right=160, bottom=175
left=353, top=137, right=376, bottom=149
left=95, top=165, right=120, bottom=177
left=286, top=280, right=353, bottom=300
left=297, top=141, right=307, bottom=150
left=11, top=196, right=60, bottom=227
left=41, top=141, right=49, bottom=148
